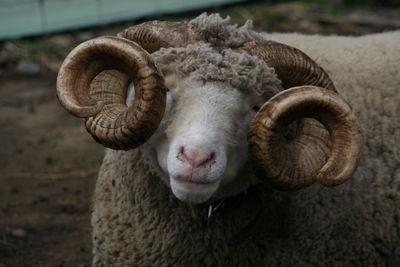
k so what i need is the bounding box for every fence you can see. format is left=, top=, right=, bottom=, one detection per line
left=0, top=0, right=244, bottom=40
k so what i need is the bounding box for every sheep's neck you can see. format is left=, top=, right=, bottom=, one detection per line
left=205, top=186, right=264, bottom=245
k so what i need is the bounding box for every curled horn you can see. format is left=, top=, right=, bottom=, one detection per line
left=241, top=41, right=363, bottom=190
left=56, top=35, right=166, bottom=150
left=57, top=21, right=190, bottom=150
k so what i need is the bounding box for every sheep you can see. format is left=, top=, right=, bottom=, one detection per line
left=56, top=13, right=400, bottom=266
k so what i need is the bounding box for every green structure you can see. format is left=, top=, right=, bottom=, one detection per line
left=0, top=0, right=244, bottom=40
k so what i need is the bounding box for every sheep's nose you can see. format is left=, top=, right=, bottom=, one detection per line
left=178, top=146, right=216, bottom=169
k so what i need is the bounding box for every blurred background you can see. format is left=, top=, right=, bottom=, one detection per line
left=0, top=0, right=399, bottom=266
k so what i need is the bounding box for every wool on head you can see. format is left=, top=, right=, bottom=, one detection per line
left=188, top=13, right=265, bottom=47
left=153, top=42, right=281, bottom=98
left=152, top=12, right=281, bottom=98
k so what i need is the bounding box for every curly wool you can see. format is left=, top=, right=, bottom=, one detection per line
left=152, top=42, right=281, bottom=97
left=188, top=13, right=266, bottom=48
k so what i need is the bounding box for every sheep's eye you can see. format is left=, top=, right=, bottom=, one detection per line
left=252, top=105, right=261, bottom=112
left=165, top=88, right=170, bottom=93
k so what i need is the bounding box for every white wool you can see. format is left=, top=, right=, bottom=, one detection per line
left=152, top=42, right=281, bottom=98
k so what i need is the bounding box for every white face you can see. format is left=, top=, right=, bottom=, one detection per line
left=129, top=76, right=263, bottom=203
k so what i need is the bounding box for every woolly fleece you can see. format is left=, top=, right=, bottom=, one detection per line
left=91, top=15, right=400, bottom=266
left=188, top=13, right=265, bottom=48
left=152, top=42, right=281, bottom=97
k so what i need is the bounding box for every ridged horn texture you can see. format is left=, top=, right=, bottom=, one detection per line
left=249, top=86, right=363, bottom=190
left=243, top=41, right=363, bottom=190
left=240, top=40, right=336, bottom=91
left=56, top=35, right=166, bottom=150
left=117, top=20, right=193, bottom=50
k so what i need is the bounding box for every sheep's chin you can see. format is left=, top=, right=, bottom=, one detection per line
left=170, top=177, right=220, bottom=203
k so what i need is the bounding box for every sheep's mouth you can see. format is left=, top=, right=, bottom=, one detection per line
left=177, top=180, right=217, bottom=188
left=171, top=176, right=221, bottom=192
left=170, top=176, right=220, bottom=203
left=174, top=176, right=218, bottom=186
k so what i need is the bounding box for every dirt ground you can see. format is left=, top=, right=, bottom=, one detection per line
left=0, top=1, right=399, bottom=266
left=0, top=74, right=103, bottom=266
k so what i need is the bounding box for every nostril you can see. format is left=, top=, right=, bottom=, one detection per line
left=177, top=146, right=186, bottom=162
left=199, top=152, right=216, bottom=167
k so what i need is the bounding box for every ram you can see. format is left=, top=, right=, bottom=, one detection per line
left=57, top=13, right=400, bottom=266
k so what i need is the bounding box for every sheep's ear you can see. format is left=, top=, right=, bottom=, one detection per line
left=249, top=86, right=363, bottom=190
left=57, top=36, right=166, bottom=150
